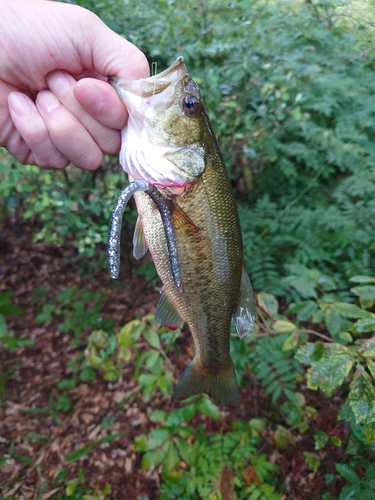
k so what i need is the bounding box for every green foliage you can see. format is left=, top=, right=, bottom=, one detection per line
left=293, top=275, right=375, bottom=444
left=327, top=462, right=375, bottom=500
left=0, top=293, right=33, bottom=397
left=135, top=406, right=280, bottom=499
left=61, top=314, right=177, bottom=403
left=35, top=285, right=113, bottom=338
left=0, top=156, right=129, bottom=264
left=3, top=0, right=375, bottom=496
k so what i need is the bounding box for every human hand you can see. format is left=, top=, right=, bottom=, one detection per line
left=0, top=0, right=149, bottom=170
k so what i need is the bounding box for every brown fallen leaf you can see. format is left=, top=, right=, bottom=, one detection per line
left=243, top=465, right=261, bottom=487
left=220, top=465, right=235, bottom=500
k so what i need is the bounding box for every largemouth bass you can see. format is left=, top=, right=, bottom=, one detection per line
left=109, top=57, right=255, bottom=407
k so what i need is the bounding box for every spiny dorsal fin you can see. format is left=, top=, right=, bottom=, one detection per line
left=155, top=291, right=184, bottom=330
left=233, top=266, right=256, bottom=339
left=133, top=216, right=148, bottom=259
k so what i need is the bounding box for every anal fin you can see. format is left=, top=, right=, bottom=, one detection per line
left=233, top=266, right=256, bottom=338
left=155, top=292, right=184, bottom=330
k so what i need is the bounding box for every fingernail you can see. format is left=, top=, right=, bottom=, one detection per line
left=37, top=91, right=60, bottom=113
left=48, top=72, right=71, bottom=96
left=8, top=92, right=32, bottom=116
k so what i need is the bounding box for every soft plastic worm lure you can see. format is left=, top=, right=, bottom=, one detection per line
left=107, top=181, right=182, bottom=291
left=145, top=186, right=183, bottom=292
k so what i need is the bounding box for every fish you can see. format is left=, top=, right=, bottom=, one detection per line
left=109, top=56, right=256, bottom=408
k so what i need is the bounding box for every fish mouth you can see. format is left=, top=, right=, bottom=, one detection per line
left=109, top=56, right=187, bottom=106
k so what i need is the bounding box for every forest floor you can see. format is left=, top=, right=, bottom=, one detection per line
left=0, top=219, right=348, bottom=499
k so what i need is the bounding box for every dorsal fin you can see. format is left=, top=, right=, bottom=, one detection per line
left=233, top=266, right=256, bottom=338
left=133, top=216, right=148, bottom=260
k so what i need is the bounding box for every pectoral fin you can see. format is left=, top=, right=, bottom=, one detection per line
left=167, top=198, right=203, bottom=240
left=233, top=267, right=256, bottom=338
left=155, top=292, right=184, bottom=330
left=133, top=216, right=148, bottom=259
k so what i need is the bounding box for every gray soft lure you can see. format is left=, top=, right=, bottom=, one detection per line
left=107, top=181, right=182, bottom=291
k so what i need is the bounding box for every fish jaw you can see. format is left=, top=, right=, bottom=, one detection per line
left=109, top=57, right=206, bottom=188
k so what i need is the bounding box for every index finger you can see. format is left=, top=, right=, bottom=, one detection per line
left=74, top=78, right=128, bottom=130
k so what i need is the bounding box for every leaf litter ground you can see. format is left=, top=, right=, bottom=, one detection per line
left=0, top=219, right=348, bottom=499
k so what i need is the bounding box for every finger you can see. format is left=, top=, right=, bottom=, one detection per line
left=36, top=90, right=103, bottom=171
left=87, top=16, right=150, bottom=80
left=46, top=71, right=121, bottom=154
left=8, top=92, right=69, bottom=169
left=74, top=78, right=128, bottom=130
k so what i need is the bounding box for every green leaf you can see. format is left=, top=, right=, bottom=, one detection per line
left=283, top=269, right=318, bottom=298
left=66, top=443, right=96, bottom=462
left=0, top=314, right=6, bottom=336
left=55, top=395, right=71, bottom=413
left=197, top=395, right=221, bottom=420
left=274, top=426, right=294, bottom=450
left=314, top=430, right=329, bottom=450
left=330, top=302, right=374, bottom=320
left=282, top=333, right=299, bottom=352
left=134, top=434, right=148, bottom=452
left=304, top=451, right=320, bottom=473
left=297, top=301, right=318, bottom=321
left=141, top=443, right=169, bottom=469
left=118, top=319, right=142, bottom=346
left=352, top=318, right=375, bottom=333
left=148, top=409, right=168, bottom=423
left=143, top=327, right=161, bottom=350
left=57, top=379, right=76, bottom=390
left=348, top=365, right=375, bottom=427
left=325, top=308, right=344, bottom=337
left=358, top=337, right=375, bottom=358
left=161, top=441, right=181, bottom=477
left=142, top=428, right=170, bottom=451
left=166, top=405, right=197, bottom=426
left=296, top=343, right=354, bottom=394
left=350, top=276, right=375, bottom=284
left=272, top=320, right=297, bottom=332
left=257, top=292, right=279, bottom=317
left=350, top=286, right=375, bottom=300
left=335, top=463, right=360, bottom=483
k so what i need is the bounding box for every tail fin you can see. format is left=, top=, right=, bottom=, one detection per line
left=173, top=359, right=240, bottom=408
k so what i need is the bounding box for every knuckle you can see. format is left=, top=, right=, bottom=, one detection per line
left=100, top=133, right=120, bottom=155
left=75, top=150, right=103, bottom=171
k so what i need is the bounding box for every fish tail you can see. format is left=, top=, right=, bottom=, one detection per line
left=173, top=359, right=240, bottom=408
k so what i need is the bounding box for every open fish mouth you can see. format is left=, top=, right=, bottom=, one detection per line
left=109, top=56, right=187, bottom=103
left=109, top=56, right=205, bottom=188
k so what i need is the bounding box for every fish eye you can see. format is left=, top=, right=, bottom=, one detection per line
left=181, top=95, right=200, bottom=116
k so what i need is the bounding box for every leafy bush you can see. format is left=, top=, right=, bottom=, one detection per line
left=0, top=154, right=129, bottom=264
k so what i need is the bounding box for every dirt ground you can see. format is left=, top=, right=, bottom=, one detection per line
left=0, top=219, right=348, bottom=499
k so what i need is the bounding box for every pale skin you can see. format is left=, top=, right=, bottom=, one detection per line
left=0, top=0, right=150, bottom=170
